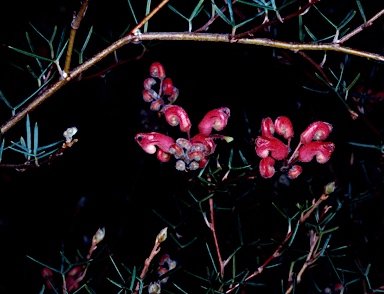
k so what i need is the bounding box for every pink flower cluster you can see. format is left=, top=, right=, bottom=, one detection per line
left=135, top=62, right=233, bottom=171
left=255, top=117, right=335, bottom=179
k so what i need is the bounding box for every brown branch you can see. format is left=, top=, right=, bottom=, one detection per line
left=209, top=197, right=225, bottom=278
left=233, top=0, right=321, bottom=40
left=64, top=0, right=90, bottom=74
left=226, top=192, right=329, bottom=293
left=3, top=29, right=384, bottom=135
left=337, top=9, right=384, bottom=44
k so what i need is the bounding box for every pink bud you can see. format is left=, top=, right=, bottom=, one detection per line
left=162, top=105, right=191, bottom=134
left=157, top=149, right=171, bottom=162
left=176, top=138, right=192, bottom=151
left=255, top=136, right=289, bottom=160
left=162, top=78, right=173, bottom=95
left=150, top=99, right=164, bottom=111
left=261, top=117, right=275, bottom=138
left=144, top=78, right=156, bottom=90
left=274, top=116, right=294, bottom=139
left=300, top=121, right=332, bottom=144
left=168, top=87, right=179, bottom=103
left=150, top=62, right=166, bottom=79
left=190, top=134, right=216, bottom=156
left=199, top=157, right=208, bottom=168
left=188, top=151, right=205, bottom=161
left=159, top=254, right=171, bottom=266
left=298, top=142, right=335, bottom=163
left=259, top=157, right=275, bottom=178
left=189, top=161, right=200, bottom=170
left=175, top=160, right=186, bottom=171
left=142, top=89, right=158, bottom=102
left=198, top=107, right=230, bottom=136
left=169, top=143, right=184, bottom=158
left=287, top=165, right=302, bottom=179
left=135, top=132, right=175, bottom=154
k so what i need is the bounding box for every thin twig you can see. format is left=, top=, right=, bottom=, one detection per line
left=226, top=192, right=329, bottom=293
left=337, top=9, right=384, bottom=44
left=297, top=51, right=333, bottom=86
left=64, top=0, right=90, bottom=75
left=209, top=197, right=225, bottom=278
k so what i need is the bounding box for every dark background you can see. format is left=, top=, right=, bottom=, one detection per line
left=0, top=0, right=383, bottom=293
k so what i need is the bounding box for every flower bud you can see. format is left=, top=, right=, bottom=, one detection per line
left=274, top=116, right=294, bottom=139
left=63, top=127, right=78, bottom=143
left=148, top=281, right=161, bottom=294
left=175, top=160, right=186, bottom=171
left=259, top=157, right=275, bottom=178
left=261, top=117, right=275, bottom=138
left=150, top=62, right=166, bottom=79
left=150, top=99, right=164, bottom=111
left=157, top=149, right=171, bottom=162
left=298, top=141, right=335, bottom=163
left=162, top=105, right=191, bottom=134
left=255, top=136, right=289, bottom=160
left=167, top=87, right=179, bottom=103
left=162, top=78, right=173, bottom=95
left=156, top=227, right=168, bottom=243
left=142, top=89, right=158, bottom=102
left=300, top=121, right=332, bottom=144
left=92, top=227, right=105, bottom=245
left=169, top=143, right=184, bottom=158
left=198, top=107, right=230, bottom=135
left=287, top=165, right=302, bottom=179
left=325, top=181, right=336, bottom=194
left=189, top=161, right=200, bottom=170
left=143, top=78, right=156, bottom=90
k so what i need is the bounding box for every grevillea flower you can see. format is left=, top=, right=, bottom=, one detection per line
left=162, top=78, right=173, bottom=95
left=287, top=165, right=302, bottom=179
left=255, top=136, right=289, bottom=160
left=261, top=117, right=275, bottom=138
left=162, top=105, right=192, bottom=134
left=198, top=107, right=231, bottom=136
left=157, top=149, right=171, bottom=162
left=259, top=157, right=275, bottom=178
left=190, top=134, right=216, bottom=156
left=150, top=62, right=166, bottom=79
left=298, top=141, right=335, bottom=163
left=274, top=116, right=294, bottom=139
left=150, top=99, right=164, bottom=111
left=135, top=132, right=175, bottom=154
left=142, top=89, right=158, bottom=102
left=300, top=121, right=332, bottom=144
left=143, top=78, right=156, bottom=90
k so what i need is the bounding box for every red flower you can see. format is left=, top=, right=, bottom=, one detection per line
left=162, top=78, right=173, bottom=95
left=198, top=107, right=231, bottom=136
left=288, top=165, right=302, bottom=179
left=300, top=121, right=332, bottom=144
left=142, top=89, right=158, bottom=102
left=150, top=62, right=166, bottom=79
left=298, top=141, right=335, bottom=163
left=157, top=149, right=171, bottom=162
left=261, top=117, right=275, bottom=138
left=143, top=77, right=156, bottom=90
left=135, top=132, right=175, bottom=154
left=255, top=136, right=289, bottom=160
left=259, top=157, right=276, bottom=178
left=162, top=105, right=192, bottom=134
left=274, top=116, right=294, bottom=139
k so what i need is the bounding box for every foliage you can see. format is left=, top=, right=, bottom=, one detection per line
left=0, top=0, right=383, bottom=293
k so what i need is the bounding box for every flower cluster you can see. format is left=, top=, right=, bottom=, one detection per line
left=255, top=117, right=335, bottom=179
left=135, top=62, right=233, bottom=171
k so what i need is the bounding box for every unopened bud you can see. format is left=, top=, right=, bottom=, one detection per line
left=63, top=127, right=78, bottom=143
left=92, top=227, right=105, bottom=245
left=156, top=227, right=168, bottom=243
left=325, top=182, right=336, bottom=195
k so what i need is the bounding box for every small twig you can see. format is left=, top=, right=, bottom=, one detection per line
left=209, top=197, right=225, bottom=278
left=64, top=0, right=90, bottom=75
left=297, top=51, right=333, bottom=86
left=226, top=191, right=329, bottom=293
left=233, top=0, right=320, bottom=40
left=337, top=9, right=384, bottom=44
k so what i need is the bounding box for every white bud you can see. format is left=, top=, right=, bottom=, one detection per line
left=63, top=127, right=78, bottom=143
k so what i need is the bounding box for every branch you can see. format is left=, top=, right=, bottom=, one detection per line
left=209, top=197, right=225, bottom=278
left=3, top=31, right=384, bottom=135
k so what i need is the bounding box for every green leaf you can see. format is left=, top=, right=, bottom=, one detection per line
left=33, top=122, right=39, bottom=156
left=127, top=0, right=138, bottom=24
left=144, top=0, right=151, bottom=33
left=8, top=46, right=55, bottom=62
left=337, top=10, right=356, bottom=30
left=168, top=5, right=188, bottom=21
left=355, top=0, right=366, bottom=25
left=213, top=4, right=231, bottom=26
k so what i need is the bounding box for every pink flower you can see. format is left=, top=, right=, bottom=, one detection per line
left=142, top=89, right=158, bottom=102
left=150, top=62, right=166, bottom=79
left=162, top=105, right=192, bottom=134
left=255, top=136, right=289, bottom=160
left=298, top=141, right=335, bottom=163
left=143, top=78, right=156, bottom=90
left=300, top=121, right=332, bottom=144
left=135, top=132, right=175, bottom=154
left=198, top=107, right=231, bottom=136
left=287, top=165, right=302, bottom=179
left=162, top=78, right=173, bottom=95
left=157, top=149, right=171, bottom=162
left=261, top=117, right=275, bottom=138
left=190, top=134, right=216, bottom=156
left=259, top=157, right=276, bottom=178
left=274, top=116, right=294, bottom=139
